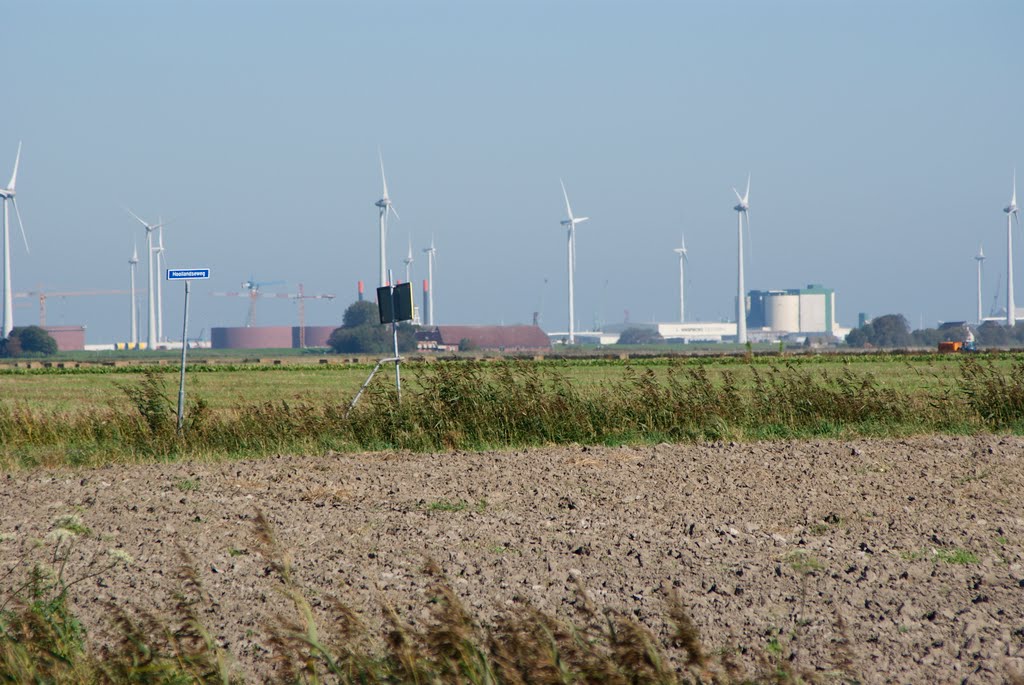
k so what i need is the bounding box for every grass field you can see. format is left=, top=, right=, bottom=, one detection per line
left=0, top=351, right=988, bottom=412
left=2, top=350, right=1023, bottom=470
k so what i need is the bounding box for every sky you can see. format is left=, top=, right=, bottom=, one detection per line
left=2, top=0, right=1023, bottom=343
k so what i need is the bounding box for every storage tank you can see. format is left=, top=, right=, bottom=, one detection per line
left=211, top=326, right=293, bottom=349
left=799, top=293, right=827, bottom=333
left=765, top=294, right=800, bottom=332
left=291, top=326, right=337, bottom=348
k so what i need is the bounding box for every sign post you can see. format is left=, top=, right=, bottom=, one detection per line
left=166, top=268, right=210, bottom=432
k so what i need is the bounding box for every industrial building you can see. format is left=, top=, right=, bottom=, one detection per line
left=210, top=325, right=336, bottom=350
left=746, top=284, right=837, bottom=337
left=417, top=325, right=551, bottom=352
left=600, top=321, right=737, bottom=344
left=44, top=325, right=86, bottom=351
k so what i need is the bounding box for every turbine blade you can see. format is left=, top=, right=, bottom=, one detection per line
left=560, top=179, right=575, bottom=222
left=732, top=187, right=743, bottom=203
left=389, top=204, right=400, bottom=221
left=125, top=207, right=151, bottom=229
left=12, top=198, right=29, bottom=254
left=379, top=149, right=389, bottom=199
left=744, top=173, right=751, bottom=203
left=8, top=142, right=21, bottom=191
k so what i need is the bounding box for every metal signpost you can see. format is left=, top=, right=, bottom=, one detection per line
left=167, top=268, right=210, bottom=432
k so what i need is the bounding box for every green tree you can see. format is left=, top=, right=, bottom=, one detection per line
left=976, top=320, right=1011, bottom=347
left=342, top=300, right=379, bottom=328
left=0, top=326, right=58, bottom=357
left=616, top=327, right=664, bottom=345
left=845, top=324, right=872, bottom=347
left=328, top=301, right=417, bottom=354
left=868, top=314, right=913, bottom=347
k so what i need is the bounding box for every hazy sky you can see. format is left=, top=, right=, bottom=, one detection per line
left=3, top=1, right=1023, bottom=342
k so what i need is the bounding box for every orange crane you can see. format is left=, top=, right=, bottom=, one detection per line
left=13, top=289, right=131, bottom=327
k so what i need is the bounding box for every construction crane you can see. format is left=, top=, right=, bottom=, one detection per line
left=211, top=277, right=286, bottom=327
left=13, top=289, right=131, bottom=327
left=211, top=280, right=334, bottom=340
left=292, top=283, right=336, bottom=348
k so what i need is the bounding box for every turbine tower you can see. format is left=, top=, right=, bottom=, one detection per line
left=154, top=223, right=166, bottom=342
left=129, top=242, right=139, bottom=346
left=732, top=174, right=751, bottom=344
left=403, top=237, right=417, bottom=323
left=126, top=209, right=163, bottom=349
left=423, top=236, right=436, bottom=326
left=1005, top=171, right=1019, bottom=327
left=559, top=180, right=589, bottom=345
left=403, top=236, right=414, bottom=285
left=975, top=244, right=986, bottom=324
left=673, top=234, right=688, bottom=323
left=1, top=142, right=29, bottom=338
left=375, top=151, right=399, bottom=288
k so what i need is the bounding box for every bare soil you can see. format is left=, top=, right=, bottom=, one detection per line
left=3, top=436, right=1023, bottom=683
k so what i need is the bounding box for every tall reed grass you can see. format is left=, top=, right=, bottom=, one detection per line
left=1, top=510, right=832, bottom=683
left=0, top=358, right=1018, bottom=469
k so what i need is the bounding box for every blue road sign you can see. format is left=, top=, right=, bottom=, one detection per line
left=167, top=268, right=211, bottom=280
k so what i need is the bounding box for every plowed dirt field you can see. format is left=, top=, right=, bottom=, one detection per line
left=3, top=436, right=1023, bottom=683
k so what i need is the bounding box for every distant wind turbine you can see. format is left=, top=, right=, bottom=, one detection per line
left=974, top=244, right=986, bottom=324
left=126, top=208, right=164, bottom=349
left=129, top=242, right=139, bottom=346
left=154, top=222, right=166, bottom=342
left=1005, top=170, right=1019, bottom=327
left=1, top=142, right=29, bottom=338
left=673, top=234, right=688, bottom=323
left=422, top=236, right=436, bottom=326
left=375, top=151, right=399, bottom=288
left=560, top=180, right=589, bottom=345
left=403, top=236, right=414, bottom=285
left=732, top=174, right=751, bottom=344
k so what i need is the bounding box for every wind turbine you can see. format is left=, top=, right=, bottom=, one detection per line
left=126, top=208, right=164, bottom=349
left=154, top=222, right=166, bottom=342
left=559, top=180, right=589, bottom=345
left=403, top=236, right=414, bottom=285
left=375, top=151, right=399, bottom=288
left=1004, top=171, right=1019, bottom=327
left=1, top=142, right=29, bottom=338
left=128, top=242, right=139, bottom=346
left=975, top=244, right=986, bottom=324
left=673, top=234, right=688, bottom=323
left=422, top=236, right=436, bottom=326
left=732, top=174, right=751, bottom=344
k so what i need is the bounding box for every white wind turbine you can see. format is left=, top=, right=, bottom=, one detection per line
left=422, top=236, right=436, bottom=326
left=403, top=236, right=414, bottom=285
left=732, top=174, right=751, bottom=344
left=375, top=151, right=399, bottom=288
left=975, top=244, right=986, bottom=324
left=1, top=142, right=29, bottom=338
left=673, top=234, right=688, bottom=323
left=154, top=223, right=166, bottom=342
left=403, top=236, right=417, bottom=323
left=559, top=180, right=589, bottom=345
left=1004, top=171, right=1019, bottom=327
left=126, top=209, right=164, bottom=349
left=128, top=242, right=139, bottom=346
